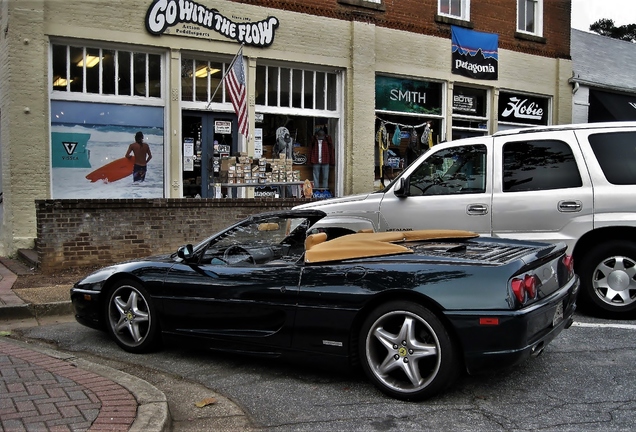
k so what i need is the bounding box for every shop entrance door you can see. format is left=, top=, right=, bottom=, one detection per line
left=182, top=112, right=237, bottom=198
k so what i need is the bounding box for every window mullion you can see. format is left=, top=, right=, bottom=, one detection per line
left=145, top=53, right=149, bottom=97
left=206, top=61, right=211, bottom=103
left=114, top=50, right=119, bottom=96
left=82, top=47, right=87, bottom=93
left=129, top=52, right=134, bottom=96
left=288, top=68, right=293, bottom=108
left=98, top=48, right=103, bottom=95
left=323, top=72, right=327, bottom=110
left=301, top=69, right=305, bottom=108
left=65, top=46, right=71, bottom=91
left=277, top=67, right=281, bottom=107
left=312, top=71, right=316, bottom=108
left=264, top=66, right=269, bottom=106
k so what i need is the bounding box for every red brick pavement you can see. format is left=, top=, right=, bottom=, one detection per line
left=0, top=339, right=137, bottom=431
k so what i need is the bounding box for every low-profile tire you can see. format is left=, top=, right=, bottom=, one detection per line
left=358, top=301, right=459, bottom=401
left=578, top=241, right=636, bottom=317
left=105, top=279, right=160, bottom=353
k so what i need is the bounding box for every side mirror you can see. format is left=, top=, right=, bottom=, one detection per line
left=177, top=244, right=194, bottom=260
left=393, top=177, right=409, bottom=198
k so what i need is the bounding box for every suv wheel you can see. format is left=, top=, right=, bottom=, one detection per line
left=579, top=241, right=636, bottom=317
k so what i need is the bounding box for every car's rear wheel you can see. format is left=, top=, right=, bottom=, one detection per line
left=105, top=279, right=160, bottom=353
left=578, top=241, right=636, bottom=317
left=359, top=301, right=459, bottom=400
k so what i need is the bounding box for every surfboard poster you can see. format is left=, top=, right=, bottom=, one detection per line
left=50, top=101, right=164, bottom=199
left=85, top=157, right=135, bottom=183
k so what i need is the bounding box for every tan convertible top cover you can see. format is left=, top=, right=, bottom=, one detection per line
left=304, top=229, right=479, bottom=263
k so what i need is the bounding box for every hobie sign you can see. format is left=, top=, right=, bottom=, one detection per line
left=498, top=92, right=549, bottom=125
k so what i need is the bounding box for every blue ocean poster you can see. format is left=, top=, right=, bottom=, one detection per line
left=50, top=101, right=165, bottom=198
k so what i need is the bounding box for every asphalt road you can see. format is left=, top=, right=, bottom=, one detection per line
left=11, top=311, right=636, bottom=431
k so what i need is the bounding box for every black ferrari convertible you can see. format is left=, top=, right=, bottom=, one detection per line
left=71, top=209, right=579, bottom=400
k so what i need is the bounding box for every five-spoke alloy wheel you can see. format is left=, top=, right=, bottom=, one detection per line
left=105, top=280, right=160, bottom=353
left=359, top=301, right=458, bottom=400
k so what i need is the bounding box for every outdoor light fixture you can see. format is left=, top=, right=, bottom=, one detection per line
left=77, top=55, right=100, bottom=68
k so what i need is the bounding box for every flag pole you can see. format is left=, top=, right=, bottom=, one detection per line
left=206, top=44, right=245, bottom=110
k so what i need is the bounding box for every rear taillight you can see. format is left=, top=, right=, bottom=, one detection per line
left=563, top=254, right=574, bottom=278
left=511, top=274, right=538, bottom=305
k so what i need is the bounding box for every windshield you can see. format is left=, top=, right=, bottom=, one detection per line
left=190, top=215, right=313, bottom=265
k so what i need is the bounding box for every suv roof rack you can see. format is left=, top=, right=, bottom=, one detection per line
left=492, top=121, right=636, bottom=137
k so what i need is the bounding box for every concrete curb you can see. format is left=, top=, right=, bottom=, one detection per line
left=0, top=301, right=74, bottom=321
left=3, top=338, right=170, bottom=432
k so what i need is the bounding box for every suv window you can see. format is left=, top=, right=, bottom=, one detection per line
left=503, top=139, right=582, bottom=192
left=588, top=131, right=636, bottom=185
left=408, top=145, right=486, bottom=196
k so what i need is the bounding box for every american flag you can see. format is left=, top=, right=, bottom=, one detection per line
left=226, top=50, right=248, bottom=137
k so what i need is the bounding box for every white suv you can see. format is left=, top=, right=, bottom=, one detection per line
left=296, top=122, right=636, bottom=317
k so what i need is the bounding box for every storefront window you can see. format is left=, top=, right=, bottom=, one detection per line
left=375, top=75, right=444, bottom=190
left=452, top=86, right=488, bottom=140
left=50, top=101, right=165, bottom=199
left=253, top=65, right=341, bottom=197
left=181, top=58, right=231, bottom=104
left=255, top=66, right=339, bottom=112
left=51, top=44, right=162, bottom=99
left=253, top=114, right=339, bottom=197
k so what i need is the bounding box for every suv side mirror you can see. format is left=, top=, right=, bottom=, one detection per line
left=394, top=177, right=409, bottom=198
left=177, top=244, right=194, bottom=260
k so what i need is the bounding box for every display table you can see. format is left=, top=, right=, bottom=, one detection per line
left=218, top=181, right=306, bottom=198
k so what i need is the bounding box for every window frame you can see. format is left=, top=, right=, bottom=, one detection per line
left=50, top=42, right=164, bottom=103
left=337, top=0, right=385, bottom=11
left=180, top=56, right=233, bottom=106
left=516, top=0, right=543, bottom=37
left=452, top=85, right=490, bottom=139
left=255, top=64, right=341, bottom=117
left=438, top=0, right=470, bottom=22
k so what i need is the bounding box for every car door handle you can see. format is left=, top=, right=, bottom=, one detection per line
left=467, top=204, right=488, bottom=215
left=558, top=200, right=582, bottom=212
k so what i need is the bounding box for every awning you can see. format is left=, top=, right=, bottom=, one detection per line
left=589, top=89, right=636, bottom=122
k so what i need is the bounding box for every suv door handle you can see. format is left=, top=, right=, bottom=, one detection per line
left=467, top=204, right=488, bottom=215
left=558, top=200, right=582, bottom=212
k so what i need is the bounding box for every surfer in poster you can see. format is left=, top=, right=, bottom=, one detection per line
left=125, top=132, right=153, bottom=182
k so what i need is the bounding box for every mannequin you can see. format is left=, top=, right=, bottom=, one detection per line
left=273, top=126, right=293, bottom=159
left=309, top=129, right=334, bottom=189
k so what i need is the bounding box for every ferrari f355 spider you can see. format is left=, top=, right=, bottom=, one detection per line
left=71, top=209, right=578, bottom=400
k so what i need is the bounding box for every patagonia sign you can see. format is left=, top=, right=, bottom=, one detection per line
left=451, top=26, right=498, bottom=80
left=498, top=92, right=549, bottom=125
left=146, top=0, right=279, bottom=47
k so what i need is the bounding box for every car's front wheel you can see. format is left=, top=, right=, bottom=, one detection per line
left=579, top=241, right=636, bottom=317
left=359, top=301, right=459, bottom=400
left=105, top=279, right=160, bottom=353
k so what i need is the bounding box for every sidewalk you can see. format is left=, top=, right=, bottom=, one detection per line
left=0, top=262, right=170, bottom=432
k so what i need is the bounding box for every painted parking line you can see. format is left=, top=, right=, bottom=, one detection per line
left=572, top=322, right=636, bottom=330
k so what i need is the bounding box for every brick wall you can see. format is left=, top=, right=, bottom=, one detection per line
left=230, top=0, right=571, bottom=59
left=35, top=198, right=307, bottom=273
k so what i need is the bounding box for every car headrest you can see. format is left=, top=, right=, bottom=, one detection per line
left=305, top=232, right=328, bottom=251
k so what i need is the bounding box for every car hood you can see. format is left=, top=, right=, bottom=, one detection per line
left=74, top=253, right=176, bottom=287
left=294, top=192, right=375, bottom=209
